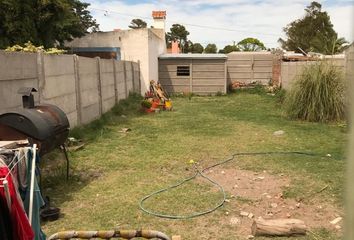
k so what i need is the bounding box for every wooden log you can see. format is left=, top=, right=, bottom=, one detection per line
left=251, top=218, right=307, bottom=237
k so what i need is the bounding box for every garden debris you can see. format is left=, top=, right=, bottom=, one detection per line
left=229, top=81, right=261, bottom=90
left=230, top=217, right=240, bottom=225
left=67, top=143, right=85, bottom=152
left=254, top=176, right=265, bottom=181
left=240, top=211, right=250, bottom=217
left=0, top=139, right=29, bottom=149
left=252, top=218, right=307, bottom=237
left=273, top=130, right=285, bottom=136
left=330, top=217, right=342, bottom=225
left=270, top=203, right=278, bottom=208
left=274, top=193, right=283, bottom=199
left=119, top=128, right=131, bottom=133
left=142, top=80, right=172, bottom=113
left=66, top=137, right=85, bottom=151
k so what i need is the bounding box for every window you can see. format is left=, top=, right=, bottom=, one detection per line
left=177, top=66, right=190, bottom=76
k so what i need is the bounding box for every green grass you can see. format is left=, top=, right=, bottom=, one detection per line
left=41, top=92, right=346, bottom=239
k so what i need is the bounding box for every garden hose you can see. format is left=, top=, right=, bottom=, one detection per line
left=139, top=151, right=318, bottom=220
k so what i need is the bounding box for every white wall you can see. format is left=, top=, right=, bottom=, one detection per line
left=65, top=31, right=122, bottom=48
left=66, top=29, right=167, bottom=95
left=148, top=30, right=167, bottom=92
left=120, top=29, right=166, bottom=94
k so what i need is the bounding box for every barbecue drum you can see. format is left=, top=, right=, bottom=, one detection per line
left=0, top=88, right=70, bottom=156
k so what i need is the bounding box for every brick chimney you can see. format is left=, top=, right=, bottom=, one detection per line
left=152, top=11, right=166, bottom=31
left=171, top=41, right=180, bottom=54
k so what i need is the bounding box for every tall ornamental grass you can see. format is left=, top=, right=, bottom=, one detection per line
left=285, top=62, right=345, bottom=122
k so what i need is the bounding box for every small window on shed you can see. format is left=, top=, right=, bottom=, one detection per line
left=177, top=66, right=190, bottom=76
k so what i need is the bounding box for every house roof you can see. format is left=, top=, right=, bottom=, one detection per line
left=152, top=11, right=166, bottom=19
left=159, top=53, right=227, bottom=60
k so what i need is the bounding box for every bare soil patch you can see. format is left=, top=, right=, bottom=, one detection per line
left=205, top=168, right=343, bottom=238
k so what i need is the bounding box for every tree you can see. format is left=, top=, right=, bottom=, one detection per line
left=237, top=38, right=266, bottom=51
left=0, top=0, right=99, bottom=49
left=166, top=24, right=190, bottom=53
left=219, top=44, right=239, bottom=53
left=204, top=43, right=217, bottom=53
left=129, top=19, right=147, bottom=29
left=279, top=1, right=348, bottom=54
left=191, top=43, right=204, bottom=53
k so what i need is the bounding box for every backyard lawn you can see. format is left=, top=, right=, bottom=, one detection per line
left=41, top=91, right=346, bottom=239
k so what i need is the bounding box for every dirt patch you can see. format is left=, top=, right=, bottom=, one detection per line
left=205, top=168, right=343, bottom=238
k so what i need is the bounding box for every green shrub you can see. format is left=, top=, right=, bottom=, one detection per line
left=5, top=41, right=66, bottom=54
left=284, top=62, right=345, bottom=122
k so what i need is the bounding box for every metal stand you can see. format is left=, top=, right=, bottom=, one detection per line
left=60, top=145, right=70, bottom=180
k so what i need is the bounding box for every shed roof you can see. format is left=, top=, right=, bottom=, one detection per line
left=159, top=53, right=227, bottom=60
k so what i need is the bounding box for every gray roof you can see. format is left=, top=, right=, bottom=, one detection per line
left=159, top=53, right=227, bottom=60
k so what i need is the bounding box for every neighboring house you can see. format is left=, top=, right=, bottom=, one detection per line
left=66, top=11, right=167, bottom=94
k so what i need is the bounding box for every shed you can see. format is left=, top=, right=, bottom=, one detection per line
left=158, top=54, right=227, bottom=94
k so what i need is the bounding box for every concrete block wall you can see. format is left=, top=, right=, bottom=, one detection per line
left=115, top=61, right=127, bottom=100
left=281, top=58, right=345, bottom=90
left=0, top=51, right=140, bottom=128
left=99, top=58, right=116, bottom=113
left=125, top=61, right=134, bottom=93
left=41, top=54, right=78, bottom=125
left=0, top=51, right=39, bottom=113
left=76, top=56, right=100, bottom=124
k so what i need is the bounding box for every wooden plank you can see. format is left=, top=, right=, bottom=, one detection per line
left=0, top=140, right=29, bottom=149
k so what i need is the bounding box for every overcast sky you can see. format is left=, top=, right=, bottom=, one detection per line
left=86, top=0, right=353, bottom=49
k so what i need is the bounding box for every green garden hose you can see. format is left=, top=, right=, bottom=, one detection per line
left=139, top=151, right=317, bottom=219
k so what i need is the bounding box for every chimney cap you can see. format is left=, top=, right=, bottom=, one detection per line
left=152, top=11, right=166, bottom=19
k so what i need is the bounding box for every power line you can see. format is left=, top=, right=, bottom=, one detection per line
left=88, top=7, right=280, bottom=37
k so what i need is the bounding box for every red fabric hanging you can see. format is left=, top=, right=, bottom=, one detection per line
left=0, top=167, right=34, bottom=240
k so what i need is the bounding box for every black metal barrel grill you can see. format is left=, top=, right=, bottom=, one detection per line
left=0, top=88, right=70, bottom=156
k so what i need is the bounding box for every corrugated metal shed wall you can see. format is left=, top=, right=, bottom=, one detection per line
left=159, top=58, right=227, bottom=94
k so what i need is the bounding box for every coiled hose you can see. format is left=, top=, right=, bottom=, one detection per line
left=139, top=151, right=317, bottom=219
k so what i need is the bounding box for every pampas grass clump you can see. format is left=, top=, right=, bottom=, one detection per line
left=285, top=62, right=345, bottom=122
